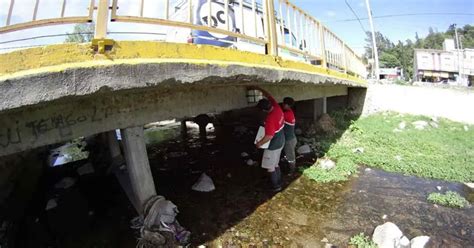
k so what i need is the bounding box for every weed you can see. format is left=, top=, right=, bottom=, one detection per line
left=349, top=233, right=377, bottom=248
left=427, top=191, right=470, bottom=208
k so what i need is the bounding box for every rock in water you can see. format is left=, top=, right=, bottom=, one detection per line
left=372, top=222, right=403, bottom=248
left=318, top=158, right=336, bottom=170
left=297, top=144, right=311, bottom=154
left=410, top=236, right=430, bottom=248
left=240, top=152, right=249, bottom=157
left=399, top=236, right=410, bottom=248
left=192, top=173, right=215, bottom=192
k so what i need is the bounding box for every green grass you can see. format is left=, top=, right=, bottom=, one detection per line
left=302, top=111, right=474, bottom=183
left=427, top=191, right=470, bottom=208
left=349, top=233, right=377, bottom=248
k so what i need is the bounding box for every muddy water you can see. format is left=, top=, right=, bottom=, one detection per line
left=145, top=123, right=473, bottom=247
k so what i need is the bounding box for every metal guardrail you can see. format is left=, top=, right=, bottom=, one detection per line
left=0, top=0, right=367, bottom=78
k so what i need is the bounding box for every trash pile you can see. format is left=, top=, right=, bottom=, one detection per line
left=133, top=196, right=191, bottom=248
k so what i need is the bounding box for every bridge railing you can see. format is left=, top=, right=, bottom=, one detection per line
left=0, top=0, right=366, bottom=79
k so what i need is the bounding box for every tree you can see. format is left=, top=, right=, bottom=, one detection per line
left=379, top=52, right=400, bottom=68
left=64, top=24, right=94, bottom=43
left=364, top=31, right=395, bottom=61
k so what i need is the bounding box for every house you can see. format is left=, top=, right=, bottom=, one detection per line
left=413, top=39, right=474, bottom=86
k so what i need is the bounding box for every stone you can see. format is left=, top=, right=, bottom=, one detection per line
left=318, top=158, right=336, bottom=170
left=321, top=237, right=329, bottom=243
left=372, top=222, right=403, bottom=248
left=394, top=155, right=402, bottom=161
left=365, top=168, right=372, bottom=172
left=352, top=147, right=364, bottom=153
left=246, top=159, right=255, bottom=166
left=436, top=186, right=442, bottom=191
left=398, top=121, right=406, bottom=130
left=410, top=236, right=430, bottom=248
left=241, top=152, right=249, bottom=157
left=431, top=116, right=438, bottom=123
left=464, top=125, right=469, bottom=131
left=192, top=173, right=215, bottom=192
left=77, top=163, right=95, bottom=176
left=412, top=120, right=428, bottom=130
left=297, top=144, right=312, bottom=154
left=464, top=182, right=474, bottom=193
left=429, top=121, right=439, bottom=128
left=399, top=236, right=410, bottom=248
left=45, top=198, right=58, bottom=210
left=54, top=177, right=76, bottom=189
left=382, top=214, right=387, bottom=219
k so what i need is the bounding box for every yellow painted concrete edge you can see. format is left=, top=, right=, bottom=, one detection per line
left=0, top=41, right=366, bottom=85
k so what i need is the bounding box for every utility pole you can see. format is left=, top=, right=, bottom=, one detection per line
left=454, top=24, right=463, bottom=84
left=365, top=0, right=379, bottom=80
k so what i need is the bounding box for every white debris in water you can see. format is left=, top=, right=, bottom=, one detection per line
left=352, top=147, right=365, bottom=154
left=382, top=214, right=387, bottom=219
left=240, top=152, right=249, bottom=157
left=394, top=155, right=402, bottom=161
left=297, top=144, right=312, bottom=154
left=54, top=177, right=76, bottom=189
left=412, top=120, right=428, bottom=130
left=398, top=121, right=406, bottom=130
left=318, top=158, right=336, bottom=170
left=372, top=222, right=403, bottom=248
left=410, top=236, right=430, bottom=248
left=436, top=186, right=442, bottom=191
left=464, top=125, right=469, bottom=131
left=365, top=168, right=372, bottom=172
left=46, top=199, right=58, bottom=210
left=192, top=173, right=215, bottom=192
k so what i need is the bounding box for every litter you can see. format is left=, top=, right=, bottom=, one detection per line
left=192, top=173, right=215, bottom=192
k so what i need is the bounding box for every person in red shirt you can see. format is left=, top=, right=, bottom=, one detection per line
left=251, top=86, right=285, bottom=191
left=282, top=97, right=297, bottom=174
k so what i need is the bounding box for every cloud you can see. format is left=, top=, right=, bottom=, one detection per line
left=326, top=10, right=336, bottom=17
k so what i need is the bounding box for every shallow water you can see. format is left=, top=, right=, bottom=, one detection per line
left=145, top=123, right=473, bottom=247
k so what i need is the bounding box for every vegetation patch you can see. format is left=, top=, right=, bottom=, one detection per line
left=301, top=111, right=474, bottom=183
left=349, top=232, right=377, bottom=248
left=427, top=191, right=470, bottom=208
left=302, top=157, right=358, bottom=183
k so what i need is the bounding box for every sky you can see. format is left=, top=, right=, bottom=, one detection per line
left=0, top=0, right=473, bottom=55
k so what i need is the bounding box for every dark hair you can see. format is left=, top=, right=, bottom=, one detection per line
left=257, top=99, right=272, bottom=111
left=283, top=97, right=295, bottom=107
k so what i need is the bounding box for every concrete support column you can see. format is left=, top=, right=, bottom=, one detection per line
left=322, top=97, right=327, bottom=114
left=313, top=98, right=325, bottom=121
left=121, top=126, right=156, bottom=214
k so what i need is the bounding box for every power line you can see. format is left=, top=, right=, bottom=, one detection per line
left=344, top=0, right=368, bottom=33
left=327, top=12, right=474, bottom=23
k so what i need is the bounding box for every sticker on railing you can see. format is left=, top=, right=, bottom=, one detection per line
left=193, top=0, right=237, bottom=47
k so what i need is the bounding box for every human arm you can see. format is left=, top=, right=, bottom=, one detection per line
left=256, top=135, right=273, bottom=148
left=247, top=86, right=277, bottom=106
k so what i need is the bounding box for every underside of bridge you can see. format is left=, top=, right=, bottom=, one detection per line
left=0, top=41, right=366, bottom=157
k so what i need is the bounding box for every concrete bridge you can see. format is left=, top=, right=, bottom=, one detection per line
left=0, top=0, right=367, bottom=212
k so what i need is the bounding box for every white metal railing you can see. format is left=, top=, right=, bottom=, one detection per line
left=0, top=0, right=367, bottom=78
